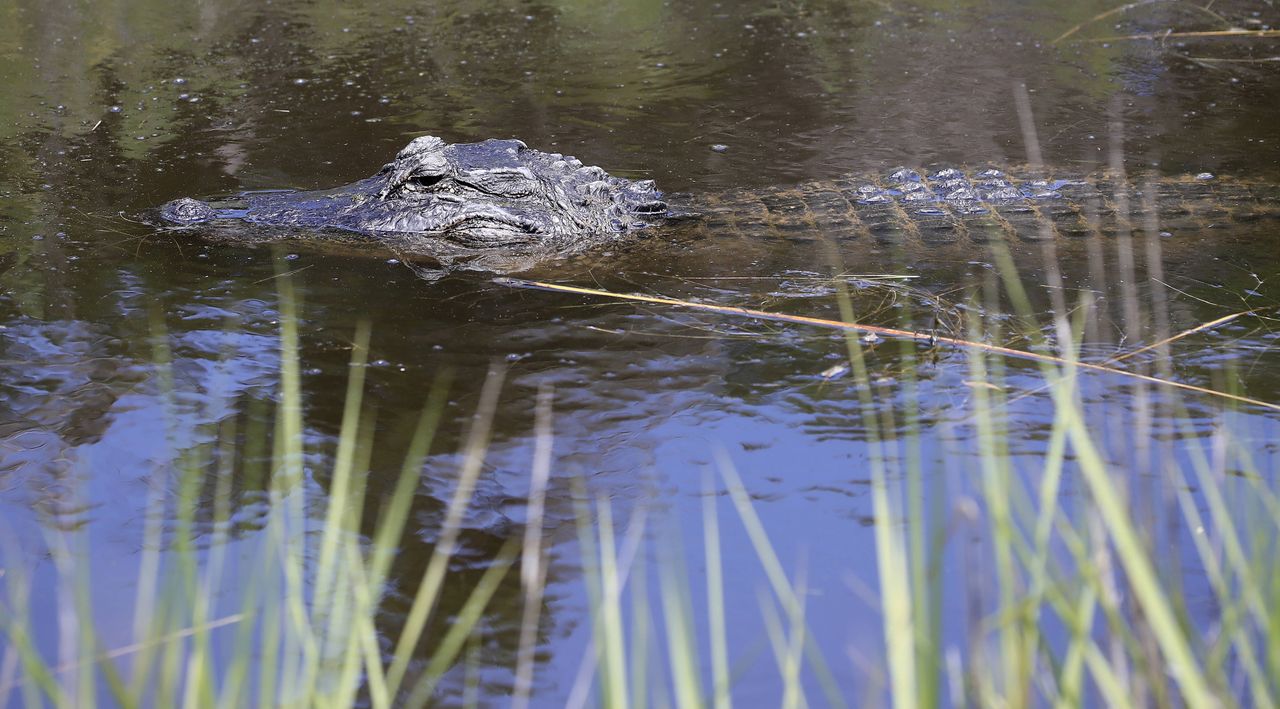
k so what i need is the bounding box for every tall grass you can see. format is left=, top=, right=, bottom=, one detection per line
left=2, top=243, right=1279, bottom=707
left=0, top=272, right=512, bottom=708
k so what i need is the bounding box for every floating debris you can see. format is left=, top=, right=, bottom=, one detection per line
left=819, top=363, right=850, bottom=380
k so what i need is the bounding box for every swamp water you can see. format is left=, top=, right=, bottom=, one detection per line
left=2, top=0, right=1280, bottom=705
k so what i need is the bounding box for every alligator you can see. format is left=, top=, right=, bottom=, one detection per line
left=160, top=134, right=1280, bottom=271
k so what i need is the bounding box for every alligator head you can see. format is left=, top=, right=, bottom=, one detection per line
left=160, top=135, right=669, bottom=251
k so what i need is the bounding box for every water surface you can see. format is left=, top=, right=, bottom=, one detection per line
left=2, top=0, right=1279, bottom=704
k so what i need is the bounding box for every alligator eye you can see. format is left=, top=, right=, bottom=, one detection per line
left=413, top=174, right=446, bottom=189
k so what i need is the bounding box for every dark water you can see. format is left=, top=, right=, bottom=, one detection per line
left=2, top=0, right=1279, bottom=704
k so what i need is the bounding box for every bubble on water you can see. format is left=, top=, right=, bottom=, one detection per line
left=173, top=77, right=187, bottom=85
left=711, top=144, right=729, bottom=153
left=109, top=105, right=122, bottom=113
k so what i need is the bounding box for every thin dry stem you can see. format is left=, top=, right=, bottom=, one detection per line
left=497, top=278, right=1280, bottom=414
left=1109, top=309, right=1255, bottom=362
left=1052, top=0, right=1233, bottom=44
left=1078, top=29, right=1280, bottom=42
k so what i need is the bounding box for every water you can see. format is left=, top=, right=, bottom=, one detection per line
left=2, top=0, right=1279, bottom=704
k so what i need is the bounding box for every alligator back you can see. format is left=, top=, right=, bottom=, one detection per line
left=673, top=168, right=1280, bottom=245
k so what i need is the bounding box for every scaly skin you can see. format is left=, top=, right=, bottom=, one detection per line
left=160, top=136, right=1279, bottom=268
left=671, top=168, right=1280, bottom=245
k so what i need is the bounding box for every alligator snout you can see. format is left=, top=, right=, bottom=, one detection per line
left=160, top=197, right=217, bottom=224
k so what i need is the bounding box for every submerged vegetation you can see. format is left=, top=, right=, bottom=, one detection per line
left=3, top=240, right=1278, bottom=706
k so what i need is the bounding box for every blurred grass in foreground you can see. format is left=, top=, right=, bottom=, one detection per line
left=2, top=253, right=1278, bottom=707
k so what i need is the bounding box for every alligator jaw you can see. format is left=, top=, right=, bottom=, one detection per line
left=361, top=204, right=546, bottom=247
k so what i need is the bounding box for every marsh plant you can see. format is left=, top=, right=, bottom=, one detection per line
left=2, top=252, right=1278, bottom=708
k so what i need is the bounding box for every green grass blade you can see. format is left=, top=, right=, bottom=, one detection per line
left=1048, top=372, right=1216, bottom=706
left=703, top=469, right=732, bottom=709
left=403, top=539, right=520, bottom=705
left=513, top=386, right=554, bottom=709
left=384, top=365, right=507, bottom=699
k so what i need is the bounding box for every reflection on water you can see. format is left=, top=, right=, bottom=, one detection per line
left=2, top=0, right=1279, bottom=703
